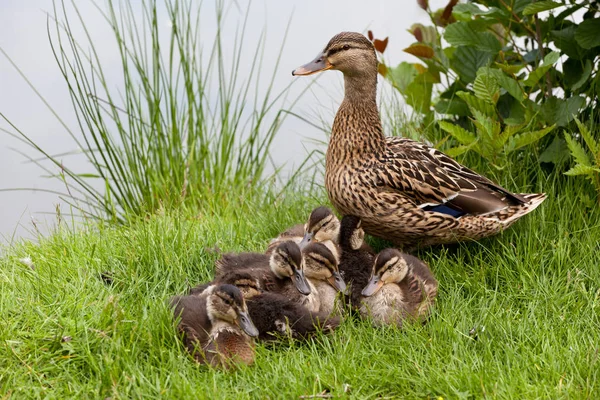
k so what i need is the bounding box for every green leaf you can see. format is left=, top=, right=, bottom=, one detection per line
left=572, top=60, right=593, bottom=91
left=479, top=67, right=525, bottom=102
left=444, top=22, right=501, bottom=53
left=473, top=72, right=500, bottom=104
left=450, top=46, right=493, bottom=83
left=574, top=117, right=599, bottom=156
left=564, top=132, right=592, bottom=167
left=523, top=51, right=560, bottom=87
left=539, top=136, right=570, bottom=165
left=472, top=109, right=501, bottom=150
left=404, top=72, right=433, bottom=114
left=388, top=62, right=417, bottom=92
left=438, top=121, right=477, bottom=145
left=457, top=91, right=496, bottom=118
left=522, top=1, right=561, bottom=15
left=575, top=18, right=600, bottom=49
left=509, top=125, right=556, bottom=152
left=434, top=98, right=470, bottom=116
left=551, top=26, right=588, bottom=60
left=445, top=145, right=472, bottom=157
left=542, top=96, right=585, bottom=127
left=564, top=164, right=600, bottom=176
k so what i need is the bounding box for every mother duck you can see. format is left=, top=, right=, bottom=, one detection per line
left=292, top=32, right=545, bottom=249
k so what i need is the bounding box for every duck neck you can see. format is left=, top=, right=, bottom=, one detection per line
left=329, top=72, right=385, bottom=162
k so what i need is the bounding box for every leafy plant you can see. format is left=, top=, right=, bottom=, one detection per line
left=564, top=118, right=600, bottom=201
left=0, top=0, right=299, bottom=223
left=372, top=0, right=600, bottom=166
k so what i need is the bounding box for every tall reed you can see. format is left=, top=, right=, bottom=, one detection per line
left=1, top=0, right=297, bottom=223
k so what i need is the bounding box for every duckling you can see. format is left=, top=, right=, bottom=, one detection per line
left=292, top=32, right=546, bottom=249
left=215, top=241, right=311, bottom=297
left=266, top=206, right=340, bottom=253
left=302, top=242, right=346, bottom=316
left=360, top=248, right=438, bottom=328
left=189, top=272, right=340, bottom=341
left=337, top=215, right=376, bottom=310
left=170, top=284, right=259, bottom=369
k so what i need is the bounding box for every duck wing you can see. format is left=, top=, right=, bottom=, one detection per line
left=374, top=137, right=527, bottom=217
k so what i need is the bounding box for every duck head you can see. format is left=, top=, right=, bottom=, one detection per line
left=206, top=284, right=259, bottom=337
left=361, top=249, right=409, bottom=297
left=339, top=215, right=366, bottom=250
left=299, top=206, right=340, bottom=249
left=292, top=32, right=377, bottom=78
left=270, top=241, right=312, bottom=295
left=302, top=242, right=346, bottom=293
left=217, top=270, right=263, bottom=299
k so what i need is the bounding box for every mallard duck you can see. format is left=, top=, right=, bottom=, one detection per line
left=266, top=206, right=340, bottom=254
left=292, top=32, right=546, bottom=249
left=337, top=215, right=375, bottom=310
left=170, top=284, right=259, bottom=368
left=215, top=241, right=312, bottom=296
left=360, top=248, right=438, bottom=327
left=189, top=273, right=340, bottom=341
left=302, top=241, right=346, bottom=315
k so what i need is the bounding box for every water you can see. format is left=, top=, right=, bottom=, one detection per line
left=0, top=0, right=446, bottom=243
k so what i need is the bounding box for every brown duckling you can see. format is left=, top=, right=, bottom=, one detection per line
left=266, top=206, right=341, bottom=253
left=170, top=284, right=259, bottom=369
left=189, top=271, right=340, bottom=341
left=215, top=241, right=312, bottom=297
left=360, top=249, right=438, bottom=328
left=302, top=242, right=346, bottom=315
left=337, top=215, right=375, bottom=310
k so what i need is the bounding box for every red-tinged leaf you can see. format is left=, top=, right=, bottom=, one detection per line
left=414, top=63, right=427, bottom=74
left=442, top=0, right=459, bottom=22
left=378, top=63, right=388, bottom=77
left=404, top=43, right=434, bottom=59
left=417, top=0, right=428, bottom=10
left=373, top=37, right=389, bottom=53
left=413, top=27, right=423, bottom=42
left=367, top=30, right=374, bottom=41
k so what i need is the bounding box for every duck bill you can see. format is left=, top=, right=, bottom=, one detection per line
left=290, top=268, right=312, bottom=295
left=238, top=310, right=259, bottom=338
left=327, top=271, right=347, bottom=293
left=298, top=232, right=314, bottom=249
left=361, top=275, right=383, bottom=297
left=292, top=54, right=332, bottom=76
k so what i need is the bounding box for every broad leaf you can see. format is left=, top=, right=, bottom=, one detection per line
left=523, top=51, right=560, bottom=87
left=445, top=144, right=473, bottom=157
left=444, top=21, right=501, bottom=53
left=403, top=43, right=435, bottom=59
left=564, top=132, right=592, bottom=167
left=404, top=72, right=433, bottom=114
left=388, top=62, right=417, bottom=92
left=539, top=136, right=571, bottom=165
left=473, top=72, right=500, bottom=104
left=450, top=46, right=493, bottom=83
left=575, top=18, right=600, bottom=49
left=522, top=1, right=562, bottom=15
left=542, top=96, right=585, bottom=127
left=438, top=121, right=477, bottom=145
left=409, top=23, right=438, bottom=44
left=434, top=98, right=470, bottom=116
left=551, top=26, right=588, bottom=60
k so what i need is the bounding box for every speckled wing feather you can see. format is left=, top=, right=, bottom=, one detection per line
left=373, top=137, right=526, bottom=215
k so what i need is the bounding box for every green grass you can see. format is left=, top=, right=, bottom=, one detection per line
left=1, top=168, right=599, bottom=399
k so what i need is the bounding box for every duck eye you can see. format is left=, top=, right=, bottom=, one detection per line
left=343, top=45, right=350, bottom=50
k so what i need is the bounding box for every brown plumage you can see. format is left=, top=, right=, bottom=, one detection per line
left=360, top=248, right=438, bottom=328
left=170, top=284, right=258, bottom=369
left=302, top=242, right=346, bottom=316
left=292, top=32, right=546, bottom=249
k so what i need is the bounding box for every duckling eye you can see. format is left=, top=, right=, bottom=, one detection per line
left=343, top=44, right=350, bottom=50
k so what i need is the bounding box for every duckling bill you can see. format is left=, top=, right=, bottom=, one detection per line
left=170, top=284, right=258, bottom=369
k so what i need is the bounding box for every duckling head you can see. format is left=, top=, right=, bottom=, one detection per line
left=217, top=270, right=263, bottom=299
left=206, top=284, right=259, bottom=337
left=339, top=215, right=365, bottom=251
left=270, top=241, right=312, bottom=295
left=361, top=249, right=409, bottom=297
left=292, top=32, right=376, bottom=78
left=299, top=206, right=340, bottom=249
left=302, top=242, right=346, bottom=293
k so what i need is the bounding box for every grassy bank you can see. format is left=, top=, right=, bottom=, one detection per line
left=1, top=169, right=599, bottom=399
